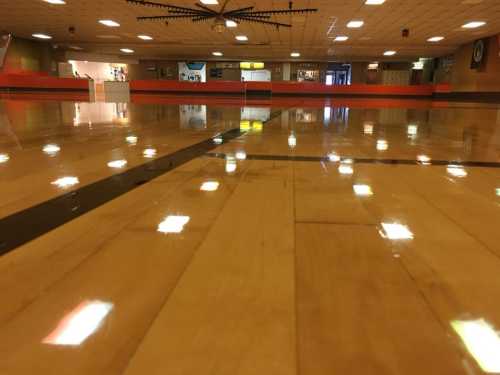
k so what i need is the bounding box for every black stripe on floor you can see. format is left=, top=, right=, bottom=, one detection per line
left=0, top=128, right=244, bottom=256
left=206, top=152, right=500, bottom=168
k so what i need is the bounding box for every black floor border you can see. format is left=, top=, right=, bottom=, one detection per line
left=0, top=128, right=244, bottom=256
left=206, top=152, right=500, bottom=169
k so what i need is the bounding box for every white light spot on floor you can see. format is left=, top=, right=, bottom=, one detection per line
left=51, top=176, right=79, bottom=188
left=353, top=184, right=373, bottom=196
left=126, top=136, right=138, bottom=145
left=158, top=215, right=190, bottom=234
left=235, top=151, right=247, bottom=160
left=200, top=181, right=220, bottom=192
left=43, top=300, right=113, bottom=346
left=447, top=165, right=467, bottom=177
left=43, top=144, right=61, bottom=156
left=108, top=160, right=127, bottom=169
left=0, top=153, right=9, bottom=163
left=452, top=319, right=500, bottom=373
left=143, top=148, right=157, bottom=158
left=379, top=222, right=414, bottom=240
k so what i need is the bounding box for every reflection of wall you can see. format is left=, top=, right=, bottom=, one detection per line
left=0, top=37, right=55, bottom=74
left=241, top=107, right=271, bottom=122
left=179, top=105, right=207, bottom=129
left=451, top=34, right=500, bottom=92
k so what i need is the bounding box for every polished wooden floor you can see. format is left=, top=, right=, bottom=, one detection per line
left=1, top=95, right=500, bottom=374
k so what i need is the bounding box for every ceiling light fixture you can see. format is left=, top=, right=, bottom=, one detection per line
left=32, top=33, right=52, bottom=39
left=347, top=20, right=364, bottom=28
left=99, top=19, right=120, bottom=27
left=212, top=51, right=223, bottom=56
left=334, top=36, right=349, bottom=42
left=365, top=0, right=385, bottom=4
left=290, top=52, right=300, bottom=57
left=138, top=35, right=153, bottom=40
left=462, top=21, right=486, bottom=29
left=200, top=0, right=218, bottom=4
left=225, top=20, right=237, bottom=27
left=427, top=36, right=444, bottom=42
left=384, top=50, right=397, bottom=56
left=120, top=48, right=134, bottom=53
left=235, top=35, right=248, bottom=41
left=43, top=0, right=66, bottom=4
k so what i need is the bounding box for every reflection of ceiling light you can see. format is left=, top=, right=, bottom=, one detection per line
left=138, top=35, right=153, bottom=40
left=32, top=33, right=52, bottom=39
left=334, top=36, right=349, bottom=42
left=462, top=21, right=486, bottom=29
left=380, top=222, right=414, bottom=240
left=452, top=319, right=500, bottom=373
left=364, top=122, right=374, bottom=134
left=377, top=140, right=388, bottom=151
left=212, top=51, right=223, bottom=56
left=367, top=63, right=379, bottom=70
left=108, top=160, right=127, bottom=169
left=126, top=135, right=138, bottom=145
left=200, top=181, right=220, bottom=191
left=417, top=155, right=431, bottom=164
left=213, top=136, right=223, bottom=145
left=99, top=19, right=120, bottom=27
left=143, top=148, right=157, bottom=158
left=427, top=36, right=444, bottom=42
left=365, top=0, right=385, bottom=4
left=225, top=156, right=237, bottom=173
left=44, top=0, right=66, bottom=4
left=43, top=300, right=113, bottom=346
left=339, top=164, right=354, bottom=175
left=51, top=176, right=79, bottom=188
left=353, top=184, right=373, bottom=196
left=235, top=151, right=247, bottom=160
left=407, top=124, right=418, bottom=136
left=235, top=35, right=248, bottom=41
left=384, top=50, right=397, bottom=56
left=328, top=153, right=341, bottom=162
left=225, top=20, right=237, bottom=27
left=0, top=153, right=10, bottom=163
left=288, top=133, right=297, bottom=148
left=158, top=215, right=190, bottom=233
left=447, top=165, right=467, bottom=177
left=43, top=144, right=61, bottom=155
left=120, top=48, right=134, bottom=53
left=291, top=52, right=301, bottom=57
left=347, top=20, right=364, bottom=28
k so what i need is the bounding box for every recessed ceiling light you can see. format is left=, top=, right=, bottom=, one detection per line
left=32, top=33, right=52, bottom=39
left=365, top=0, right=385, bottom=4
left=290, top=52, right=300, bottom=57
left=384, top=50, right=397, bottom=56
left=334, top=36, right=349, bottom=42
left=462, top=21, right=486, bottom=29
left=120, top=48, right=134, bottom=53
left=43, top=0, right=66, bottom=4
left=99, top=19, right=120, bottom=27
left=367, top=62, right=379, bottom=70
left=200, top=0, right=218, bottom=4
left=347, top=20, right=364, bottom=28
left=138, top=35, right=153, bottom=40
left=235, top=35, right=248, bottom=41
left=225, top=20, right=237, bottom=27
left=427, top=36, right=444, bottom=42
left=212, top=51, right=223, bottom=56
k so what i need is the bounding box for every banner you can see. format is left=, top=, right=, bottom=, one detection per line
left=0, top=33, right=12, bottom=69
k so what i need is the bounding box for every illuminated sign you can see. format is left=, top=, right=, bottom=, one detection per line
left=240, top=62, right=265, bottom=70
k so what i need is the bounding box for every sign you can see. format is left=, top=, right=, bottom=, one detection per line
left=471, top=39, right=487, bottom=69
left=240, top=62, right=265, bottom=70
left=0, top=33, right=12, bottom=69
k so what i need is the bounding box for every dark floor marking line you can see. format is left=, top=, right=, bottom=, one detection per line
left=0, top=128, right=245, bottom=256
left=206, top=152, right=500, bottom=169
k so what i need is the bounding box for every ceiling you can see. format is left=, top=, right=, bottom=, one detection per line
left=1, top=0, right=500, bottom=61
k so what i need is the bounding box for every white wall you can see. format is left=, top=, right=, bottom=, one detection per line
left=241, top=69, right=271, bottom=82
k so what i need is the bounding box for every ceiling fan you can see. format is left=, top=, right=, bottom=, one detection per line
left=126, top=0, right=318, bottom=32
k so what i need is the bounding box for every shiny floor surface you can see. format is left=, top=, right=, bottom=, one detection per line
left=1, top=94, right=500, bottom=374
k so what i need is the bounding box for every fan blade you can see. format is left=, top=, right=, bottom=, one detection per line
left=126, top=0, right=173, bottom=8
left=194, top=3, right=219, bottom=14
left=223, top=6, right=254, bottom=15
left=236, top=8, right=318, bottom=16
left=231, top=16, right=291, bottom=27
left=228, top=14, right=271, bottom=19
left=137, top=14, right=198, bottom=21
left=168, top=9, right=211, bottom=16
left=192, top=15, right=215, bottom=22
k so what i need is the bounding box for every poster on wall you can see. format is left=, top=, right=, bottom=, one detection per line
left=178, top=62, right=206, bottom=82
left=0, top=33, right=12, bottom=69
left=470, top=39, right=488, bottom=69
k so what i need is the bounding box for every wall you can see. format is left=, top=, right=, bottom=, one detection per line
left=0, top=37, right=55, bottom=74
left=451, top=34, right=500, bottom=92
